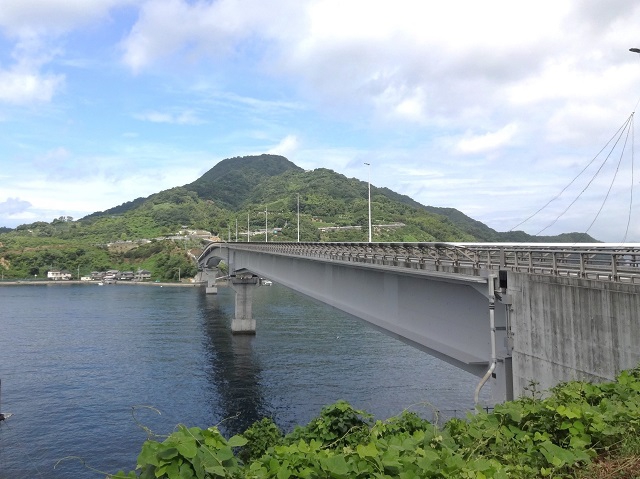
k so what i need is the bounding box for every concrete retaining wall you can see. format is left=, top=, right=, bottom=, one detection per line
left=509, top=272, right=640, bottom=396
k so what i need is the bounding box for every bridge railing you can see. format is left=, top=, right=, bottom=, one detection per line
left=200, top=242, right=640, bottom=284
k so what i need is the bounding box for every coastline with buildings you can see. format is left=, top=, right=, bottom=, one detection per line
left=0, top=280, right=203, bottom=287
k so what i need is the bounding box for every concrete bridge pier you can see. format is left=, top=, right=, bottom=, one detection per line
left=206, top=278, right=218, bottom=294
left=200, top=257, right=224, bottom=294
left=230, top=275, right=259, bottom=334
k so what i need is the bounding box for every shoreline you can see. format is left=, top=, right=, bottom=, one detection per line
left=0, top=280, right=206, bottom=287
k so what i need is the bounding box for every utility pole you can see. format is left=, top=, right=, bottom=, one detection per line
left=265, top=207, right=268, bottom=242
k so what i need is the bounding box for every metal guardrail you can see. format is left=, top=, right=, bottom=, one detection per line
left=199, top=242, right=640, bottom=284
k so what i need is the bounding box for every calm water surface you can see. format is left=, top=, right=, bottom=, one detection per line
left=0, top=283, right=484, bottom=478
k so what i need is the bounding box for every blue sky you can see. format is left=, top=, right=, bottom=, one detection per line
left=2, top=0, right=640, bottom=242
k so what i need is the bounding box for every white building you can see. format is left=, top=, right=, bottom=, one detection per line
left=47, top=270, right=72, bottom=281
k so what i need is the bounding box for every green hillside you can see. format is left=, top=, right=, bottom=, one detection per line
left=0, top=154, right=596, bottom=280
left=185, top=154, right=303, bottom=208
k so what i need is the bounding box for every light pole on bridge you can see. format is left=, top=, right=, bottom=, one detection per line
left=364, top=162, right=372, bottom=243
left=297, top=193, right=300, bottom=242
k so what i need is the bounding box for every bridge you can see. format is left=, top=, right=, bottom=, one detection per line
left=197, top=242, right=640, bottom=404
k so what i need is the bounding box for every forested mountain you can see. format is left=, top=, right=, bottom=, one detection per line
left=185, top=154, right=304, bottom=208
left=79, top=153, right=598, bottom=243
left=84, top=154, right=302, bottom=219
left=0, top=154, right=596, bottom=280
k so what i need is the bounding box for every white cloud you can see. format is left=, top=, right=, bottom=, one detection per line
left=0, top=0, right=138, bottom=36
left=0, top=68, right=63, bottom=104
left=456, top=124, right=519, bottom=155
left=0, top=147, right=209, bottom=226
left=134, top=110, right=204, bottom=125
left=0, top=0, right=137, bottom=105
left=120, top=0, right=305, bottom=73
left=116, top=0, right=640, bottom=136
left=267, top=135, right=300, bottom=157
left=0, top=34, right=65, bottom=104
left=0, top=197, right=32, bottom=215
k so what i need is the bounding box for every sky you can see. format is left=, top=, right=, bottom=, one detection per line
left=2, top=0, right=640, bottom=242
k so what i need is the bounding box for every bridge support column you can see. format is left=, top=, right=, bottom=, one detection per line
left=492, top=358, right=514, bottom=403
left=206, top=279, right=218, bottom=294
left=230, top=276, right=259, bottom=334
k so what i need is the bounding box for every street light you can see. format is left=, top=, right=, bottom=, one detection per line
left=364, top=162, right=372, bottom=242
left=297, top=193, right=300, bottom=242
left=265, top=207, right=268, bottom=243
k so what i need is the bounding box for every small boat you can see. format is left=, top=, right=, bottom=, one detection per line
left=261, top=279, right=273, bottom=286
left=97, top=282, right=104, bottom=286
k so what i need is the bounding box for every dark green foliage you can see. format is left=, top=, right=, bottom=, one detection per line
left=0, top=234, right=196, bottom=281
left=237, top=418, right=283, bottom=463
left=152, top=246, right=198, bottom=281
left=83, top=196, right=147, bottom=219
left=0, top=236, right=111, bottom=278
left=123, top=240, right=165, bottom=259
left=114, top=425, right=246, bottom=479
left=422, top=206, right=599, bottom=243
left=284, top=400, right=373, bottom=449
left=77, top=154, right=594, bottom=245
left=382, top=410, right=433, bottom=436
left=423, top=206, right=504, bottom=241
left=111, top=367, right=640, bottom=479
left=185, top=154, right=302, bottom=209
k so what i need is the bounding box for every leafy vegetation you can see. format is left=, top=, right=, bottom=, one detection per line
left=74, top=154, right=596, bottom=245
left=107, top=367, right=640, bottom=478
left=0, top=232, right=198, bottom=281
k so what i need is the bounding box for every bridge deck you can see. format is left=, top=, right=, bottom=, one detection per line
left=199, top=241, right=640, bottom=284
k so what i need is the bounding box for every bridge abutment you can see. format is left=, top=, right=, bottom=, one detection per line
left=198, top=242, right=640, bottom=405
left=508, top=272, right=640, bottom=397
left=230, top=275, right=259, bottom=334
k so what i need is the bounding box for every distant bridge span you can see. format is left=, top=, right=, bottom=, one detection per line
left=198, top=242, right=640, bottom=403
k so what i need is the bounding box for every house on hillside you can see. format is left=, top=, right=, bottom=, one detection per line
left=118, top=271, right=134, bottom=281
left=47, top=270, right=72, bottom=281
left=135, top=269, right=152, bottom=281
left=103, top=270, right=119, bottom=282
left=177, top=229, right=212, bottom=238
